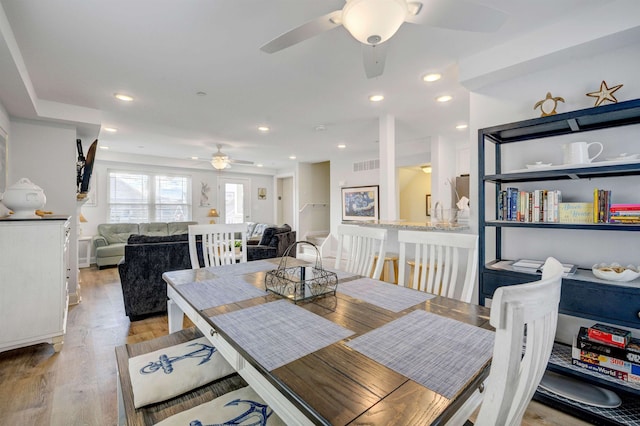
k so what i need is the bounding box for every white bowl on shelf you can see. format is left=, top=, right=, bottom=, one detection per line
left=526, top=161, right=552, bottom=169
left=605, top=153, right=639, bottom=161
left=592, top=263, right=640, bottom=282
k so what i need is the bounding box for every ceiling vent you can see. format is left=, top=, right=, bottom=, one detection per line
left=353, top=159, right=380, bottom=172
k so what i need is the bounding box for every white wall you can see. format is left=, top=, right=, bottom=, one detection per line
left=8, top=118, right=79, bottom=299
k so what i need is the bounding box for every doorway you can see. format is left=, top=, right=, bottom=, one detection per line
left=217, top=177, right=251, bottom=223
left=276, top=175, right=294, bottom=228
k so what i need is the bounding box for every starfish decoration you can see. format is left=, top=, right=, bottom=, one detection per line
left=533, top=92, right=565, bottom=117
left=586, top=80, right=623, bottom=107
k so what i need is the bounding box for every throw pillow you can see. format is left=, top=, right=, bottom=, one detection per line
left=128, top=336, right=235, bottom=408
left=155, top=386, right=285, bottom=426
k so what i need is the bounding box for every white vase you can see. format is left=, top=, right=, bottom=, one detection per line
left=1, top=178, right=47, bottom=219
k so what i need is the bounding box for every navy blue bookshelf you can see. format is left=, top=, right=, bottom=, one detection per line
left=478, top=98, right=640, bottom=424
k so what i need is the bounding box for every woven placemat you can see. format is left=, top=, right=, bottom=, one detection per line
left=206, top=260, right=276, bottom=276
left=337, top=277, right=435, bottom=312
left=321, top=266, right=360, bottom=281
left=346, top=310, right=494, bottom=399
left=211, top=300, right=354, bottom=371
left=177, top=276, right=268, bottom=310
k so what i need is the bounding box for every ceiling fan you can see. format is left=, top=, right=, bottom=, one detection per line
left=260, top=0, right=507, bottom=78
left=210, top=144, right=254, bottom=170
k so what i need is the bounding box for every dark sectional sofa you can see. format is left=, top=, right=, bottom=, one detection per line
left=117, top=234, right=193, bottom=320
left=117, top=224, right=297, bottom=320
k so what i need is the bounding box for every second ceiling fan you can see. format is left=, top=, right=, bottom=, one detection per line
left=260, top=0, right=507, bottom=78
left=210, top=144, right=254, bottom=170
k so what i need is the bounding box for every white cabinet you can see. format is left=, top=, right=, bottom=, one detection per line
left=0, top=217, right=71, bottom=352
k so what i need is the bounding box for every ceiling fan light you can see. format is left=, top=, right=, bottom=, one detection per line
left=342, top=0, right=408, bottom=45
left=211, top=156, right=230, bottom=170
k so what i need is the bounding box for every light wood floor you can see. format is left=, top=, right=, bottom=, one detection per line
left=0, top=266, right=592, bottom=425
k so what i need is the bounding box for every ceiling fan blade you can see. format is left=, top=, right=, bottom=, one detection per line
left=260, top=11, right=343, bottom=53
left=229, top=159, right=254, bottom=165
left=363, top=43, right=388, bottom=79
left=405, top=0, right=507, bottom=32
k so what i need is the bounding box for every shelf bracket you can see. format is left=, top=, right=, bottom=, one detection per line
left=568, top=118, right=580, bottom=132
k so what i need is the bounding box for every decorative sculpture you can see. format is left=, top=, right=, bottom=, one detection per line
left=534, top=92, right=565, bottom=117
left=586, top=80, right=623, bottom=107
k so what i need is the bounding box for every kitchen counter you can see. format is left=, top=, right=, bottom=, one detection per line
left=345, top=220, right=470, bottom=232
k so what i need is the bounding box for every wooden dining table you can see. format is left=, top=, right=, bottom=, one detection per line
left=163, top=257, right=494, bottom=425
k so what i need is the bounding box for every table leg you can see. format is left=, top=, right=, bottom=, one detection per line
left=167, top=299, right=184, bottom=333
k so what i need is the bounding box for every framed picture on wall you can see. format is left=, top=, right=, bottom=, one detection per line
left=341, top=185, right=379, bottom=221
left=426, top=194, right=431, bottom=216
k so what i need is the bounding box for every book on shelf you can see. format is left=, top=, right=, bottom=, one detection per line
left=593, top=188, right=612, bottom=223
left=610, top=203, right=640, bottom=212
left=572, top=353, right=640, bottom=383
left=588, top=323, right=632, bottom=348
left=497, top=188, right=561, bottom=223
left=577, top=327, right=640, bottom=363
left=572, top=346, right=640, bottom=378
left=571, top=358, right=634, bottom=381
left=558, top=202, right=593, bottom=224
left=510, top=259, right=576, bottom=276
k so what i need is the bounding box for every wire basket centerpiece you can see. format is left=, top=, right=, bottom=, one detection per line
left=265, top=241, right=338, bottom=303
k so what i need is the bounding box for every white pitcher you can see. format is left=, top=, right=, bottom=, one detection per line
left=562, top=141, right=603, bottom=164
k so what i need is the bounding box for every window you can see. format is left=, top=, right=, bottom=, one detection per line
left=108, top=170, right=191, bottom=223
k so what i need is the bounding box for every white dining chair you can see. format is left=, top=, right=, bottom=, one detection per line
left=397, top=230, right=478, bottom=303
left=334, top=224, right=387, bottom=279
left=445, top=256, right=564, bottom=426
left=188, top=223, right=248, bottom=268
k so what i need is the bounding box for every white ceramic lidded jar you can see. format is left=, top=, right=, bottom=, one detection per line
left=1, top=178, right=47, bottom=219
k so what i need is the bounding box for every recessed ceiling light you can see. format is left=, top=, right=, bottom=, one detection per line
left=456, top=124, right=469, bottom=130
left=103, top=127, right=117, bottom=133
left=256, top=163, right=263, bottom=167
left=315, top=125, right=326, bottom=132
left=258, top=125, right=270, bottom=132
left=289, top=155, right=296, bottom=160
left=337, top=144, right=346, bottom=149
left=191, top=156, right=199, bottom=160
left=196, top=91, right=207, bottom=96
left=436, top=95, right=453, bottom=103
left=423, top=73, right=441, bottom=82
left=99, top=146, right=109, bottom=150
left=114, top=93, right=134, bottom=102
left=369, top=94, right=384, bottom=102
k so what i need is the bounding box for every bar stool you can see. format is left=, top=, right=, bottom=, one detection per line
left=372, top=255, right=399, bottom=284
left=407, top=260, right=424, bottom=288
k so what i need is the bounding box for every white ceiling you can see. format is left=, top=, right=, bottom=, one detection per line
left=0, top=0, right=609, bottom=171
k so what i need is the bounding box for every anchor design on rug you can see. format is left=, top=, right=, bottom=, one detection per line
left=140, top=342, right=217, bottom=375
left=188, top=399, right=274, bottom=426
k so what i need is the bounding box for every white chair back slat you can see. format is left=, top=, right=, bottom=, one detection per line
left=188, top=223, right=248, bottom=269
left=334, top=224, right=387, bottom=279
left=397, top=230, right=478, bottom=303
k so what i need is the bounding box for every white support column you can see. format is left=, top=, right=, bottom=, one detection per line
left=431, top=135, right=457, bottom=210
left=379, top=114, right=397, bottom=221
